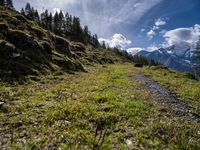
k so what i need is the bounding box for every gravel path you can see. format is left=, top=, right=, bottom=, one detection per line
left=136, top=73, right=200, bottom=122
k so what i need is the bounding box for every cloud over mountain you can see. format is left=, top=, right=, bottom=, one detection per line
left=163, top=24, right=200, bottom=46
left=127, top=47, right=144, bottom=55
left=99, top=34, right=131, bottom=50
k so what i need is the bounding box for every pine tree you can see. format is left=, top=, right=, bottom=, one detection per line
left=47, top=13, right=53, bottom=31
left=102, top=41, right=106, bottom=49
left=25, top=3, right=31, bottom=14
left=64, top=13, right=70, bottom=33
left=0, top=0, right=5, bottom=6
left=83, top=26, right=89, bottom=35
left=92, top=34, right=99, bottom=47
left=83, top=25, right=91, bottom=42
left=72, top=17, right=82, bottom=37
left=20, top=3, right=100, bottom=45
left=68, top=15, right=73, bottom=33
left=25, top=3, right=32, bottom=19
left=40, top=10, right=49, bottom=29
left=5, top=0, right=13, bottom=8
left=53, top=12, right=60, bottom=34
left=34, top=10, right=40, bottom=23
left=20, top=8, right=25, bottom=16
left=58, top=11, right=64, bottom=33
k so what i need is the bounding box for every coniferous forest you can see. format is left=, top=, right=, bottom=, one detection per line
left=20, top=3, right=100, bottom=47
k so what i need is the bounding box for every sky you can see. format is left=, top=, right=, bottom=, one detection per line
left=14, top=0, right=200, bottom=52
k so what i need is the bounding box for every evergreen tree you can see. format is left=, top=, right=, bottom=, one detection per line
left=5, top=0, right=13, bottom=8
left=68, top=15, right=73, bottom=33
left=53, top=12, right=60, bottom=34
left=64, top=13, right=70, bottom=33
left=34, top=10, right=40, bottom=23
left=102, top=41, right=106, bottom=49
left=20, top=8, right=25, bottom=16
left=92, top=34, right=99, bottom=47
left=22, top=3, right=38, bottom=22
left=83, top=26, right=89, bottom=35
left=72, top=17, right=82, bottom=37
left=25, top=3, right=32, bottom=19
left=83, top=25, right=91, bottom=42
left=25, top=3, right=31, bottom=13
left=58, top=11, right=64, bottom=33
left=47, top=13, right=53, bottom=31
left=0, top=0, right=5, bottom=6
left=40, top=10, right=49, bottom=29
left=20, top=3, right=102, bottom=45
left=29, top=7, right=35, bottom=20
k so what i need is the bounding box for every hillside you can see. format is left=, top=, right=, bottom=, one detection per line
left=0, top=3, right=200, bottom=150
left=0, top=6, right=127, bottom=81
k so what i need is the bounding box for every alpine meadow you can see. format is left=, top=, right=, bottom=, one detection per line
left=0, top=0, right=200, bottom=149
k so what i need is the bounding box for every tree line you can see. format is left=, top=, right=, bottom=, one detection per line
left=109, top=47, right=160, bottom=66
left=0, top=0, right=13, bottom=8
left=20, top=3, right=100, bottom=47
left=1, top=0, right=199, bottom=74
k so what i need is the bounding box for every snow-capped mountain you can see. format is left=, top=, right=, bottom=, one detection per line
left=136, top=43, right=197, bottom=74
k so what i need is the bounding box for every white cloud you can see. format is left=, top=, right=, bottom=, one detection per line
left=163, top=24, right=200, bottom=46
left=99, top=34, right=132, bottom=50
left=147, top=18, right=167, bottom=39
left=147, top=30, right=156, bottom=38
left=147, top=45, right=159, bottom=51
left=134, top=3, right=142, bottom=8
left=155, top=18, right=166, bottom=26
left=53, top=8, right=61, bottom=15
left=14, top=0, right=163, bottom=37
left=152, top=26, right=159, bottom=30
left=141, top=28, right=145, bottom=32
left=159, top=30, right=167, bottom=34
left=127, top=47, right=144, bottom=55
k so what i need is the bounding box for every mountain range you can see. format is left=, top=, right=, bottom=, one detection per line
left=135, top=43, right=198, bottom=76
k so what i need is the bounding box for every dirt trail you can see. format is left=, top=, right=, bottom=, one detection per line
left=136, top=73, right=200, bottom=122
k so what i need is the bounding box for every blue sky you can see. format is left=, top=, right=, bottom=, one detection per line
left=14, top=0, right=200, bottom=51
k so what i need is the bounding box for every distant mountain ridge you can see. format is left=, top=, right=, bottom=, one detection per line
left=136, top=43, right=197, bottom=75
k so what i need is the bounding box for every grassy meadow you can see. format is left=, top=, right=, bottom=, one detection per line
left=0, top=64, right=199, bottom=149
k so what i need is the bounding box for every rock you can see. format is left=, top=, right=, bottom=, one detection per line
left=35, top=104, right=45, bottom=108
left=10, top=53, right=21, bottom=58
left=126, top=139, right=133, bottom=146
left=134, top=63, right=143, bottom=67
left=0, top=101, right=4, bottom=108
left=15, top=120, right=23, bottom=127
left=64, top=120, right=71, bottom=125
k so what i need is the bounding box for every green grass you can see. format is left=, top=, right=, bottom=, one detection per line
left=0, top=6, right=128, bottom=81
left=140, top=66, right=200, bottom=114
left=0, top=64, right=200, bottom=149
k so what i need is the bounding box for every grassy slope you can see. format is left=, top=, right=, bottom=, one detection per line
left=0, top=64, right=199, bottom=149
left=0, top=5, right=200, bottom=150
left=0, top=6, right=127, bottom=81
left=140, top=66, right=200, bottom=114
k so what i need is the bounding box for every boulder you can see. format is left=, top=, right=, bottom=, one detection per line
left=134, top=63, right=143, bottom=68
